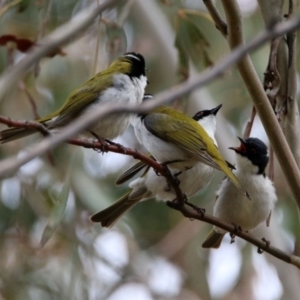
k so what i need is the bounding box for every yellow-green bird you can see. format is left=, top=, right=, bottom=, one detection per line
left=131, top=97, right=249, bottom=199
left=0, top=52, right=148, bottom=144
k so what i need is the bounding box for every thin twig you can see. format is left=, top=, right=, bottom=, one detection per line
left=243, top=106, right=256, bottom=139
left=167, top=201, right=300, bottom=269
left=18, top=81, right=40, bottom=119
left=0, top=116, right=50, bottom=136
left=203, top=0, right=227, bottom=36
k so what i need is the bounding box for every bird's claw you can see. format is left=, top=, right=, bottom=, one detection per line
left=92, top=139, right=108, bottom=153
left=230, top=223, right=242, bottom=244
left=185, top=200, right=205, bottom=216
left=257, top=237, right=270, bottom=254
left=105, top=139, right=127, bottom=154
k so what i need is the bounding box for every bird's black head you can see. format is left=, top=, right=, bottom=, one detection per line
left=123, top=52, right=146, bottom=78
left=229, top=137, right=269, bottom=174
left=193, top=104, right=222, bottom=121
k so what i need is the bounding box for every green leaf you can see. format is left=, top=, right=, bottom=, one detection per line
left=175, top=10, right=212, bottom=73
left=104, top=21, right=127, bottom=59
left=39, top=180, right=70, bottom=248
left=175, top=33, right=189, bottom=81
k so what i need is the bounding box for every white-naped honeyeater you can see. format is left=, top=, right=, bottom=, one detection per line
left=202, top=137, right=277, bottom=249
left=131, top=98, right=249, bottom=199
left=0, top=52, right=148, bottom=144
left=90, top=102, right=223, bottom=227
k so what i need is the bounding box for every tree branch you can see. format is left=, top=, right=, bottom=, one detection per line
left=167, top=201, right=300, bottom=270
left=203, top=0, right=227, bottom=37
left=0, top=115, right=50, bottom=137
left=0, top=15, right=300, bottom=177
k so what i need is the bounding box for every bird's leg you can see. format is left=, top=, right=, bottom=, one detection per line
left=89, top=131, right=109, bottom=152
left=257, top=237, right=271, bottom=254
left=230, top=223, right=242, bottom=244
left=105, top=139, right=127, bottom=154
left=158, top=162, right=181, bottom=187
left=185, top=201, right=206, bottom=216
left=161, top=159, right=185, bottom=167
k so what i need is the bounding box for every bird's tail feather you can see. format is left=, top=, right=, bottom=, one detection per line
left=90, top=191, right=139, bottom=228
left=202, top=229, right=225, bottom=248
left=0, top=127, right=37, bottom=144
left=218, top=159, right=250, bottom=200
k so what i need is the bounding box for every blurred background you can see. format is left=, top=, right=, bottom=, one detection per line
left=0, top=0, right=299, bottom=299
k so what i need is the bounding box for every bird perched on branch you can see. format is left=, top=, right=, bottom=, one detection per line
left=202, top=137, right=277, bottom=249
left=0, top=52, right=147, bottom=144
left=132, top=96, right=249, bottom=199
left=90, top=102, right=222, bottom=227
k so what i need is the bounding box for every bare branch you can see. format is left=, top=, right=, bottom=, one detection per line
left=243, top=106, right=256, bottom=139
left=18, top=81, right=40, bottom=119
left=0, top=15, right=300, bottom=180
left=0, top=116, right=50, bottom=137
left=167, top=201, right=300, bottom=270
left=203, top=0, right=227, bottom=37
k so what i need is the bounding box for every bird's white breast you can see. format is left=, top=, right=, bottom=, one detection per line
left=213, top=163, right=277, bottom=233
left=84, top=73, right=147, bottom=139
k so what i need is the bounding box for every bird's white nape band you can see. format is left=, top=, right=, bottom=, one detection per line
left=124, top=53, right=141, bottom=61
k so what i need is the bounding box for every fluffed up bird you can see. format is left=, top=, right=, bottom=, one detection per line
left=0, top=52, right=147, bottom=144
left=90, top=103, right=223, bottom=227
left=202, top=137, right=277, bottom=249
left=132, top=98, right=249, bottom=199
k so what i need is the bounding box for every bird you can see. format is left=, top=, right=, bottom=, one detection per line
left=202, top=137, right=277, bottom=249
left=0, top=52, right=148, bottom=144
left=90, top=103, right=222, bottom=227
left=132, top=99, right=249, bottom=198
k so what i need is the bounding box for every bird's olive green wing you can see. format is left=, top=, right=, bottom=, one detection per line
left=115, top=153, right=154, bottom=185
left=45, top=71, right=114, bottom=128
left=143, top=113, right=221, bottom=170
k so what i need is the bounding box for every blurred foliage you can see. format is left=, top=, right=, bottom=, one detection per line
left=0, top=0, right=299, bottom=300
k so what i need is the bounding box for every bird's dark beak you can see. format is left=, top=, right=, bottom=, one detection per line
left=229, top=137, right=247, bottom=154
left=210, top=104, right=222, bottom=116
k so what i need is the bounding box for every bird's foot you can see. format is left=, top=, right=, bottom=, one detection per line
left=185, top=200, right=205, bottom=216
left=89, top=131, right=109, bottom=152
left=105, top=139, right=127, bottom=154
left=230, top=223, right=242, bottom=244
left=257, top=237, right=270, bottom=254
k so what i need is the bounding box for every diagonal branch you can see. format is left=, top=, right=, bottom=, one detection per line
left=203, top=0, right=227, bottom=37
left=0, top=16, right=300, bottom=178
left=0, top=115, right=50, bottom=137
left=167, top=201, right=300, bottom=270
